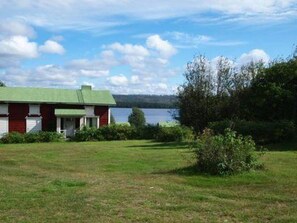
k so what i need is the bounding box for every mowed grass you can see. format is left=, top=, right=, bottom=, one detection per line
left=0, top=140, right=296, bottom=223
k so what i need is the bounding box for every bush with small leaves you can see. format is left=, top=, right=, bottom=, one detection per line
left=193, top=128, right=263, bottom=175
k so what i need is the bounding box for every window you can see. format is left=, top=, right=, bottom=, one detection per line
left=86, top=117, right=98, bottom=128
left=0, top=104, right=8, bottom=115
left=29, top=104, right=40, bottom=115
left=26, top=117, right=42, bottom=133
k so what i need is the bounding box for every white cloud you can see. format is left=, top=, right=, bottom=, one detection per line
left=0, top=35, right=38, bottom=59
left=1, top=65, right=78, bottom=87
left=146, top=35, right=177, bottom=59
left=39, top=40, right=65, bottom=55
left=0, top=0, right=295, bottom=32
left=131, top=75, right=140, bottom=84
left=238, top=49, right=270, bottom=65
left=108, top=43, right=150, bottom=57
left=108, top=74, right=129, bottom=86
left=166, top=31, right=246, bottom=48
left=0, top=20, right=36, bottom=38
left=80, top=69, right=109, bottom=77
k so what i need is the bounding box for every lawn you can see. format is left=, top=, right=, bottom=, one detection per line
left=0, top=140, right=296, bottom=223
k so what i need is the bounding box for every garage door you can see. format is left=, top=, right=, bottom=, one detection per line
left=0, top=117, right=8, bottom=137
left=26, top=117, right=42, bottom=133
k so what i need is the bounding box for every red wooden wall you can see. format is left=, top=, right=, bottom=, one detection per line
left=6, top=103, right=109, bottom=133
left=8, top=103, right=28, bottom=133
left=95, top=106, right=108, bottom=126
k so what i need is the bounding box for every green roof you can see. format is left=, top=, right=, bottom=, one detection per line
left=55, top=109, right=86, bottom=116
left=0, top=86, right=116, bottom=105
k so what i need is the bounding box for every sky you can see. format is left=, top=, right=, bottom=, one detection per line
left=0, top=0, right=296, bottom=94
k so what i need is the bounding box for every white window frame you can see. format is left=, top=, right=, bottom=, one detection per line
left=29, top=104, right=40, bottom=115
left=0, top=104, right=8, bottom=115
left=26, top=116, right=42, bottom=133
left=85, top=116, right=99, bottom=128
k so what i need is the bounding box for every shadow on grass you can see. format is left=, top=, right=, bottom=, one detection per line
left=264, top=139, right=297, bottom=151
left=127, top=141, right=191, bottom=150
left=153, top=165, right=202, bottom=176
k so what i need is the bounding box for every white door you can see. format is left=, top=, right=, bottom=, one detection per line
left=64, top=118, right=75, bottom=137
left=0, top=117, right=8, bottom=137
left=26, top=117, right=42, bottom=133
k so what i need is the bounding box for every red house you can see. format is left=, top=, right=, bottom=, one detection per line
left=0, top=85, right=116, bottom=137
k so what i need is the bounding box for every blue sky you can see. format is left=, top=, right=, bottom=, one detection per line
left=0, top=0, right=297, bottom=94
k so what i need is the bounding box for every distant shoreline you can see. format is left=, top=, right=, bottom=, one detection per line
left=113, top=94, right=177, bottom=109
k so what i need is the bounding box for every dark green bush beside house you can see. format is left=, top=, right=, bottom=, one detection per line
left=209, top=120, right=296, bottom=144
left=74, top=124, right=194, bottom=142
left=0, top=132, right=64, bottom=144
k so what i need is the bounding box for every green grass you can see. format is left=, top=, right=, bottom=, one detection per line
left=0, top=140, right=296, bottom=222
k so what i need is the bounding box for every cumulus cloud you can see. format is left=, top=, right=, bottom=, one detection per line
left=0, top=35, right=38, bottom=59
left=108, top=43, right=150, bottom=57
left=146, top=35, right=177, bottom=59
left=0, top=20, right=36, bottom=38
left=39, top=40, right=65, bottom=55
left=1, top=65, right=78, bottom=87
left=107, top=74, right=129, bottom=86
left=238, top=49, right=270, bottom=65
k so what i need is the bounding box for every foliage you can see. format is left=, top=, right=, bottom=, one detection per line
left=0, top=81, right=5, bottom=87
left=193, top=129, right=263, bottom=175
left=74, top=124, right=194, bottom=142
left=177, top=52, right=297, bottom=142
left=0, top=131, right=63, bottom=144
left=177, top=55, right=263, bottom=133
left=74, top=125, right=137, bottom=141
left=238, top=57, right=297, bottom=124
left=99, top=124, right=137, bottom=140
left=209, top=119, right=296, bottom=144
left=1, top=132, right=25, bottom=144
left=128, top=107, right=146, bottom=128
left=155, top=126, right=194, bottom=142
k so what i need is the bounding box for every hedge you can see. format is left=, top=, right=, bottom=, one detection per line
left=208, top=119, right=296, bottom=144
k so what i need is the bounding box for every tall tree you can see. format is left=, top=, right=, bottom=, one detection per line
left=0, top=81, right=5, bottom=87
left=128, top=107, right=146, bottom=128
left=177, top=55, right=264, bottom=132
left=177, top=55, right=216, bottom=133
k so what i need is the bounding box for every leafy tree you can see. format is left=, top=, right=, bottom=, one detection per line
left=128, top=107, right=146, bottom=128
left=240, top=57, right=297, bottom=123
left=0, top=81, right=5, bottom=87
left=177, top=55, right=264, bottom=133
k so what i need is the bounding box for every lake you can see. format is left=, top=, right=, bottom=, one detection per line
left=111, top=108, right=177, bottom=124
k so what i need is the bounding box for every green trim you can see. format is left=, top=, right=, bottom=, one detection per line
left=0, top=86, right=116, bottom=105
left=55, top=109, right=86, bottom=116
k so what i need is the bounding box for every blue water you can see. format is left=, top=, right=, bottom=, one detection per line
left=111, top=108, right=177, bottom=124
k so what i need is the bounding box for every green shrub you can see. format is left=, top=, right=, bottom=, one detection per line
left=98, top=124, right=136, bottom=140
left=209, top=120, right=296, bottom=144
left=74, top=127, right=97, bottom=141
left=193, top=129, right=263, bottom=175
left=74, top=125, right=193, bottom=142
left=1, top=131, right=64, bottom=144
left=1, top=132, right=25, bottom=144
left=37, top=132, right=64, bottom=142
left=24, top=133, right=40, bottom=143
left=156, top=126, right=193, bottom=142
left=139, top=124, right=160, bottom=140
